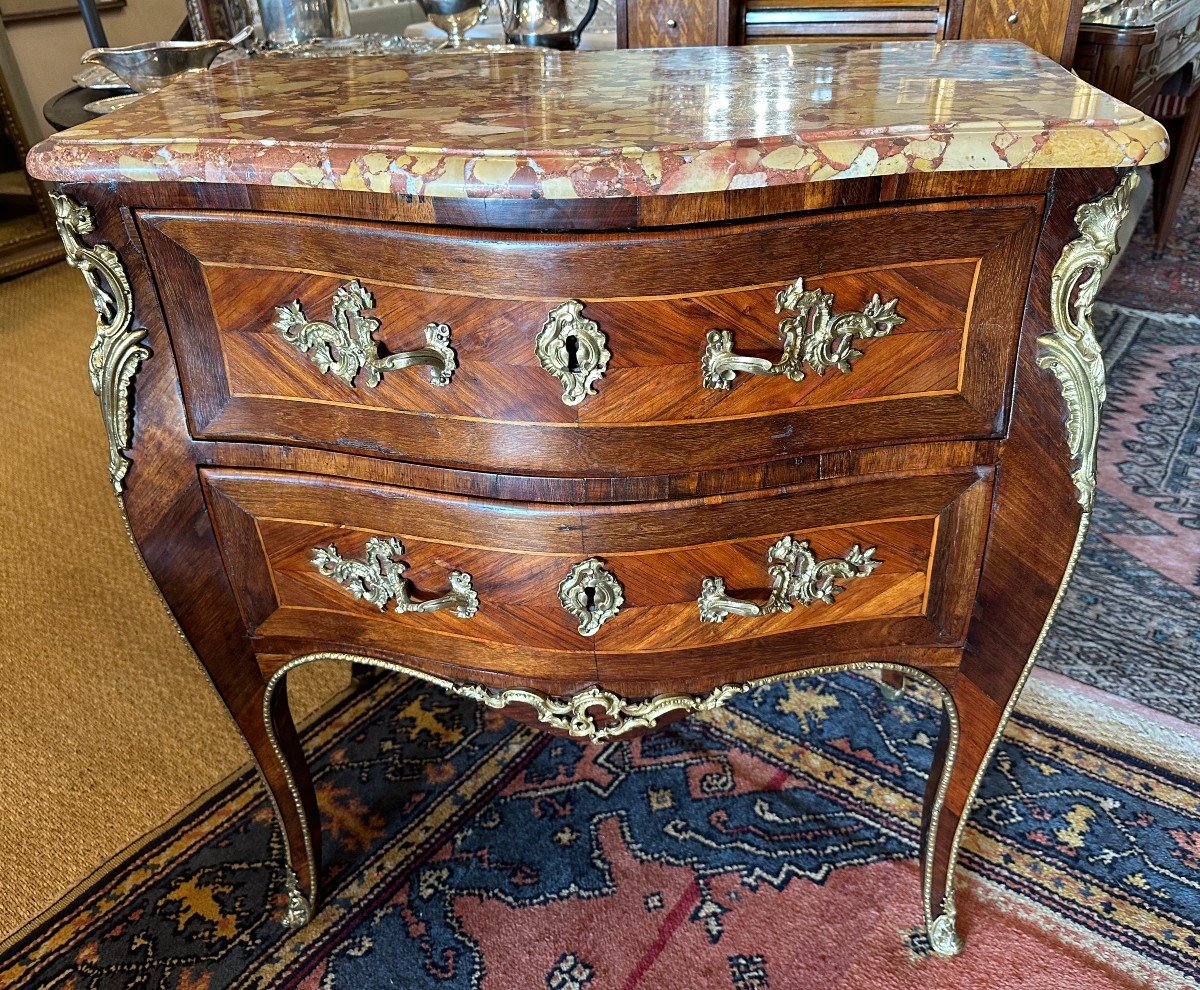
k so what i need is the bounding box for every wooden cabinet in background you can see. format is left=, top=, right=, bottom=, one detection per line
left=740, top=0, right=948, bottom=47
left=618, top=0, right=737, bottom=46
left=1072, top=0, right=1200, bottom=249
left=619, top=0, right=1084, bottom=63
left=956, top=0, right=1084, bottom=63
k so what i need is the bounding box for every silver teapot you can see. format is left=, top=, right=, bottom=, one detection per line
left=496, top=0, right=598, bottom=49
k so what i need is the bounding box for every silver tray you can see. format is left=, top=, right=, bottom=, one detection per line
left=83, top=92, right=143, bottom=115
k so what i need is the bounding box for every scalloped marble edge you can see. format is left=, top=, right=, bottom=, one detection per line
left=26, top=123, right=1170, bottom=200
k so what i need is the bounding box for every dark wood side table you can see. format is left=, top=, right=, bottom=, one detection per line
left=44, top=87, right=107, bottom=131
left=1074, top=0, right=1200, bottom=251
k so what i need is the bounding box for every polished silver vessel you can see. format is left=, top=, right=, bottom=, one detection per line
left=497, top=0, right=598, bottom=49
left=415, top=0, right=488, bottom=47
left=258, top=0, right=353, bottom=47
left=81, top=37, right=241, bottom=92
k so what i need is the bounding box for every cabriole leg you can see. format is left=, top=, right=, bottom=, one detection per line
left=256, top=676, right=323, bottom=926
left=53, top=187, right=325, bottom=928
left=921, top=170, right=1133, bottom=957
left=916, top=677, right=964, bottom=957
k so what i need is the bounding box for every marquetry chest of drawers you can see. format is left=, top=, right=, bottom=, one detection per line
left=28, top=42, right=1167, bottom=957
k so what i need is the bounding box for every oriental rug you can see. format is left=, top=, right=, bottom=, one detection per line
left=1099, top=150, right=1200, bottom=314
left=1037, top=304, right=1200, bottom=723
left=1, top=668, right=1198, bottom=990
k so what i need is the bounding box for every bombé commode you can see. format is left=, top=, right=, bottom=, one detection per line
left=27, top=40, right=1168, bottom=956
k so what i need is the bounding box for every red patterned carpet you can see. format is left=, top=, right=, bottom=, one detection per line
left=2, top=669, right=1198, bottom=990
left=1100, top=155, right=1200, bottom=313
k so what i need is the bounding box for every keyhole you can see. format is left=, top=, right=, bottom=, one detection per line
left=584, top=585, right=597, bottom=612
left=565, top=333, right=581, bottom=373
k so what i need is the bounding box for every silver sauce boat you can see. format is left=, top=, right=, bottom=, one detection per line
left=81, top=31, right=249, bottom=93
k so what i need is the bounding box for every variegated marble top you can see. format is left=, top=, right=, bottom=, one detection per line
left=27, top=41, right=1168, bottom=200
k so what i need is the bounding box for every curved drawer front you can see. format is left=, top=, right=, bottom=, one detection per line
left=201, top=467, right=992, bottom=691
left=143, top=200, right=1038, bottom=475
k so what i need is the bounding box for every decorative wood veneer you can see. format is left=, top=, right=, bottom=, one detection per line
left=139, top=198, right=1037, bottom=474
left=48, top=158, right=1125, bottom=957
left=202, top=467, right=989, bottom=681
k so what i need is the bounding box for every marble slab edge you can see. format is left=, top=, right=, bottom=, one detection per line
left=26, top=121, right=1169, bottom=200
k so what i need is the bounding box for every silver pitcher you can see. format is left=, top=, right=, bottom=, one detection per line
left=496, top=0, right=598, bottom=49
left=258, top=0, right=352, bottom=47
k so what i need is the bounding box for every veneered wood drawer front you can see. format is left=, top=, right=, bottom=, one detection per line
left=625, top=0, right=724, bottom=47
left=742, top=0, right=946, bottom=45
left=142, top=200, right=1039, bottom=475
left=201, top=467, right=992, bottom=692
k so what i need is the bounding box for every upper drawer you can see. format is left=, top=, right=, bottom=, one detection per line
left=139, top=199, right=1040, bottom=475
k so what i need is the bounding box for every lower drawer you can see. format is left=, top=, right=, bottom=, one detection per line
left=201, top=467, right=993, bottom=692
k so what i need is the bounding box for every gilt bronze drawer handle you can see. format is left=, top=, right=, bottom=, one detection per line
left=701, top=277, right=903, bottom=390
left=559, top=557, right=624, bottom=635
left=275, top=279, right=456, bottom=388
left=312, top=536, right=478, bottom=618
left=536, top=300, right=610, bottom=406
left=698, top=536, right=880, bottom=623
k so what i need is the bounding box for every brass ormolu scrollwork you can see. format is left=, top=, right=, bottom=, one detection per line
left=701, top=277, right=904, bottom=390
left=698, top=536, right=880, bottom=623
left=558, top=557, right=624, bottom=635
left=275, top=279, right=456, bottom=388
left=312, top=536, right=479, bottom=618
left=52, top=193, right=149, bottom=494
left=536, top=299, right=610, bottom=405
left=454, top=681, right=741, bottom=742
left=1038, top=172, right=1134, bottom=509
